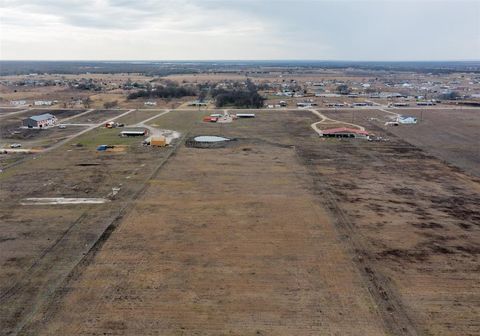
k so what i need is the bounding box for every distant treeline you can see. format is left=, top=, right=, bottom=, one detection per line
left=127, top=84, right=196, bottom=99
left=2, top=61, right=480, bottom=76
left=212, top=79, right=264, bottom=108
left=127, top=79, right=265, bottom=108
left=0, top=61, right=200, bottom=76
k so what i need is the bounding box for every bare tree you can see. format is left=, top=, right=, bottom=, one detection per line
left=103, top=100, right=118, bottom=109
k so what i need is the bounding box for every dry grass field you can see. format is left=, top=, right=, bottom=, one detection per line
left=295, top=128, right=480, bottom=335
left=323, top=108, right=480, bottom=177
left=0, top=114, right=179, bottom=334
left=380, top=108, right=480, bottom=177
left=16, top=111, right=389, bottom=336
left=0, top=107, right=479, bottom=336
left=0, top=74, right=153, bottom=83
left=164, top=71, right=419, bottom=84
left=0, top=109, right=89, bottom=151
left=0, top=85, right=67, bottom=101
left=0, top=108, right=26, bottom=113
left=64, top=109, right=128, bottom=124
left=0, top=85, right=92, bottom=107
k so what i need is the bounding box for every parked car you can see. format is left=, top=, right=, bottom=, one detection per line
left=10, top=143, right=22, bottom=148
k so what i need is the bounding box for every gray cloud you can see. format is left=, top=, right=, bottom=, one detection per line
left=2, top=0, right=161, bottom=29
left=1, top=0, right=262, bottom=30
left=0, top=0, right=479, bottom=60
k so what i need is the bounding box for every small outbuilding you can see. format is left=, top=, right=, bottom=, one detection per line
left=150, top=136, right=167, bottom=147
left=203, top=116, right=218, bottom=122
left=119, top=128, right=147, bottom=137
left=235, top=113, right=255, bottom=118
left=417, top=101, right=435, bottom=106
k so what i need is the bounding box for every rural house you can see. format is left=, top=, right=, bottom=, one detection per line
left=23, top=113, right=57, bottom=128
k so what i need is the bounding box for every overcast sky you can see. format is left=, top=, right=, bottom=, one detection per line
left=1, top=0, right=479, bottom=61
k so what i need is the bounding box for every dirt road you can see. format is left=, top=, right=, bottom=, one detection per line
left=133, top=109, right=180, bottom=144
left=309, top=108, right=365, bottom=136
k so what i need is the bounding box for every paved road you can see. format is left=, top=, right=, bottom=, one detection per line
left=134, top=109, right=172, bottom=137
left=58, top=123, right=96, bottom=127
left=375, top=107, right=401, bottom=118
left=58, top=109, right=95, bottom=123
left=133, top=110, right=182, bottom=144
left=134, top=109, right=172, bottom=126
left=0, top=108, right=31, bottom=119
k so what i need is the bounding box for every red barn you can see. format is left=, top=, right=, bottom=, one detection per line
left=203, top=116, right=218, bottom=122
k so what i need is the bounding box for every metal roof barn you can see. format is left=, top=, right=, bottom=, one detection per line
left=120, top=128, right=147, bottom=137
left=23, top=113, right=57, bottom=128
left=30, top=113, right=55, bottom=122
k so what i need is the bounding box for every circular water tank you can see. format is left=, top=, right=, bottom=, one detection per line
left=193, top=136, right=230, bottom=143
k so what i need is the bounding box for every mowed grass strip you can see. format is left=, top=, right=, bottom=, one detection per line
left=75, top=128, right=142, bottom=149
left=147, top=109, right=211, bottom=132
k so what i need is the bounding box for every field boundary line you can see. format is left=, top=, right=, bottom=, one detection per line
left=13, top=122, right=191, bottom=336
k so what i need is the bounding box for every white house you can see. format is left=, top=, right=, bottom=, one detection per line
left=34, top=100, right=53, bottom=106
left=397, top=116, right=418, bottom=124
left=23, top=113, right=58, bottom=128
left=417, top=101, right=435, bottom=106
left=10, top=100, right=27, bottom=106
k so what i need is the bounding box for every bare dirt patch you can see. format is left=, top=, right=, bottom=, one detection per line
left=18, top=110, right=388, bottom=336
left=1, top=108, right=479, bottom=336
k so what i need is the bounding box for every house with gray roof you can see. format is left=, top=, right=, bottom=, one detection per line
left=23, top=113, right=57, bottom=128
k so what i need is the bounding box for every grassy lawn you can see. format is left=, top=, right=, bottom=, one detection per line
left=75, top=127, right=142, bottom=149
left=147, top=110, right=210, bottom=132
left=115, top=109, right=163, bottom=125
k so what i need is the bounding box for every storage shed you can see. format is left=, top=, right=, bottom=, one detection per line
left=120, top=128, right=147, bottom=137
left=150, top=136, right=167, bottom=147
left=235, top=113, right=255, bottom=118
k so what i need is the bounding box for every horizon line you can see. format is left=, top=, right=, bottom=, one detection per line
left=1, top=59, right=480, bottom=63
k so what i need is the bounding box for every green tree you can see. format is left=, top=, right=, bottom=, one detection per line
left=336, top=84, right=351, bottom=95
left=104, top=100, right=118, bottom=109
left=83, top=97, right=92, bottom=108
